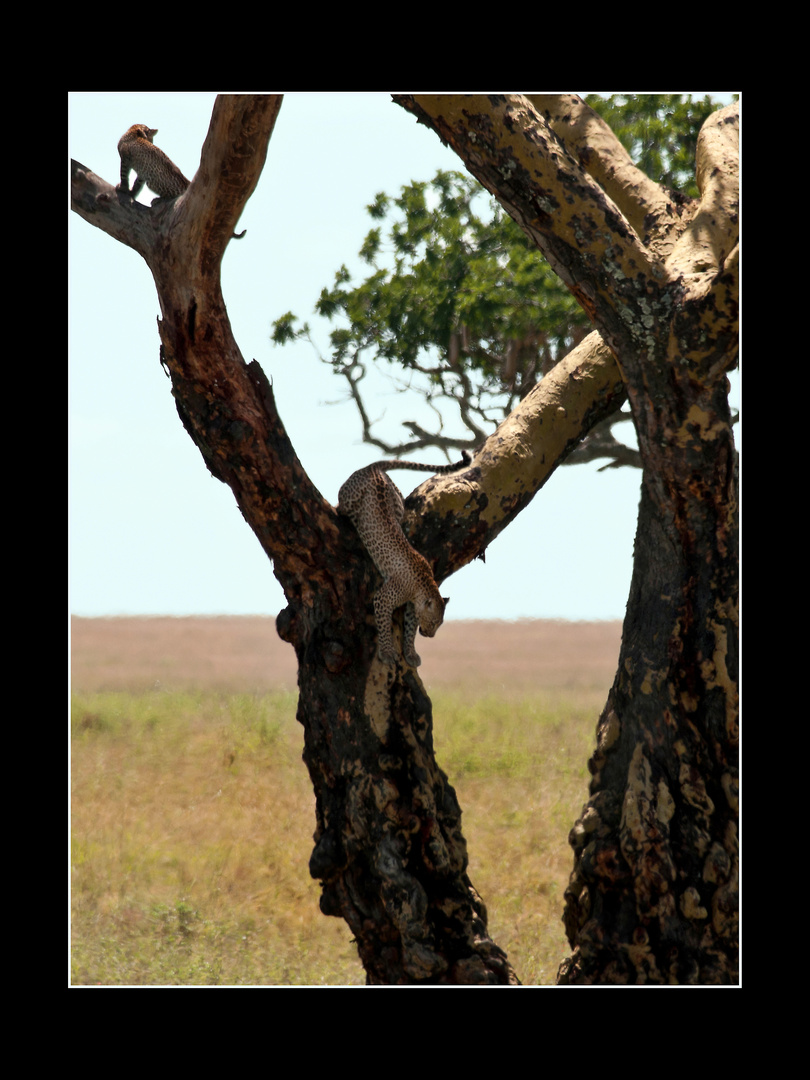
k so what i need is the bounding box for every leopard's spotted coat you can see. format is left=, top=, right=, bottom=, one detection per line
left=338, top=453, right=470, bottom=667
left=117, top=124, right=190, bottom=200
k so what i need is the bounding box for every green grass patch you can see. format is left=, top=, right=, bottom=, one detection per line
left=71, top=688, right=598, bottom=985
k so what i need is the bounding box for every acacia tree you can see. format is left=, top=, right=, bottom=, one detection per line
left=71, top=93, right=738, bottom=984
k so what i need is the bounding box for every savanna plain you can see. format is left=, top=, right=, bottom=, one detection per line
left=70, top=615, right=622, bottom=987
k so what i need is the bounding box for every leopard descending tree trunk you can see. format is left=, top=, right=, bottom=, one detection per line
left=337, top=456, right=469, bottom=668
left=277, top=523, right=519, bottom=984
left=281, top=450, right=519, bottom=985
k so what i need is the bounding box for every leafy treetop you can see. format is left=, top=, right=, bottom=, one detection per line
left=271, top=94, right=735, bottom=466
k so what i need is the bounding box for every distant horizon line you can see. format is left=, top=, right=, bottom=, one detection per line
left=70, top=612, right=623, bottom=624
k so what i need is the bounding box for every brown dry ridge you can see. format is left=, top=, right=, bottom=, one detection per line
left=70, top=616, right=622, bottom=697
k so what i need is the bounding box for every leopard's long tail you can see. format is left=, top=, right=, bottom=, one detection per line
left=374, top=450, right=472, bottom=475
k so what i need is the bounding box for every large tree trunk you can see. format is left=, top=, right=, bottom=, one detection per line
left=558, top=285, right=738, bottom=984
left=396, top=94, right=739, bottom=983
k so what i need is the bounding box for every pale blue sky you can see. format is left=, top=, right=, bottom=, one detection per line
left=69, top=92, right=738, bottom=621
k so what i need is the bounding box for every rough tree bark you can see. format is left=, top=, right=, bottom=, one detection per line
left=394, top=94, right=739, bottom=983
left=72, top=92, right=738, bottom=984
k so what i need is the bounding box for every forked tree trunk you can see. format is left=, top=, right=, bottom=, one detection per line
left=73, top=93, right=738, bottom=984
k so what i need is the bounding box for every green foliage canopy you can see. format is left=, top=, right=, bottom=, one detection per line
left=271, top=94, right=735, bottom=462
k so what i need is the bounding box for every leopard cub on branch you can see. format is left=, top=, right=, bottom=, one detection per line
left=117, top=124, right=190, bottom=200
left=116, top=123, right=246, bottom=238
left=338, top=453, right=470, bottom=668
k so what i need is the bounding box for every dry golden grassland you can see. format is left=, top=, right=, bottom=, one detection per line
left=70, top=617, right=621, bottom=986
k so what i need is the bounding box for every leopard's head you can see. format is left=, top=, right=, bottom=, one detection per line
left=417, top=595, right=449, bottom=638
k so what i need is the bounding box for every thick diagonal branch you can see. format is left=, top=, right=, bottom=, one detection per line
left=525, top=94, right=693, bottom=259
left=71, top=95, right=340, bottom=612
left=404, top=332, right=626, bottom=580
left=394, top=94, right=659, bottom=354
